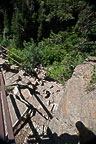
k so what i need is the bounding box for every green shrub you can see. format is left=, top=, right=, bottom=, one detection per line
left=41, top=45, right=67, bottom=65
left=23, top=39, right=43, bottom=73
left=38, top=30, right=88, bottom=83
left=0, top=30, right=91, bottom=83
left=47, top=61, right=65, bottom=83
left=0, top=38, right=9, bottom=47
left=46, top=51, right=86, bottom=83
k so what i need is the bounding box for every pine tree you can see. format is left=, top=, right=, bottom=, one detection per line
left=11, top=11, right=24, bottom=48
left=3, top=10, right=9, bottom=39
left=11, top=1, right=29, bottom=48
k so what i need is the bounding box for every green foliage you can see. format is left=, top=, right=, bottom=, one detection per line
left=0, top=0, right=95, bottom=44
left=75, top=3, right=96, bottom=41
left=86, top=64, right=96, bottom=93
left=0, top=37, right=9, bottom=47
left=38, top=30, right=88, bottom=82
left=6, top=38, right=43, bottom=71
left=23, top=39, right=43, bottom=73
left=47, top=61, right=65, bottom=83
left=11, top=11, right=26, bottom=48
left=3, top=11, right=9, bottom=36
left=47, top=51, right=86, bottom=82
left=0, top=0, right=96, bottom=83
left=91, top=65, right=96, bottom=83
left=41, top=45, right=67, bottom=65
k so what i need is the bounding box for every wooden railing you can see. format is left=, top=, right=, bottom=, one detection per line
left=0, top=45, right=23, bottom=67
left=0, top=45, right=24, bottom=143
left=0, top=68, right=15, bottom=143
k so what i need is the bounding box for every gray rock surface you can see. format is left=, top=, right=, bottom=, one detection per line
left=49, top=60, right=96, bottom=144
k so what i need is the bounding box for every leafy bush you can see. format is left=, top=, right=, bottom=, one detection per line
left=1, top=30, right=90, bottom=83
left=3, top=38, right=43, bottom=73
left=38, top=30, right=89, bottom=83
left=47, top=61, right=65, bottom=83
left=0, top=37, right=9, bottom=47
left=23, top=39, right=43, bottom=73
left=47, top=51, right=86, bottom=82
left=41, top=45, right=67, bottom=65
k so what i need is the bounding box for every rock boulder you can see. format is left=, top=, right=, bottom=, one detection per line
left=49, top=60, right=96, bottom=143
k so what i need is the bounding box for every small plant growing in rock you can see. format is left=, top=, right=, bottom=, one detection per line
left=91, top=65, right=96, bottom=83
left=86, top=83, right=95, bottom=93
left=5, top=86, right=14, bottom=95
left=86, top=65, right=96, bottom=92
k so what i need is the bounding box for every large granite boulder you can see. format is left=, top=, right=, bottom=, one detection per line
left=49, top=59, right=96, bottom=143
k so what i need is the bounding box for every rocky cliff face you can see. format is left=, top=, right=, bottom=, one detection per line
left=49, top=57, right=96, bottom=144
left=2, top=57, right=96, bottom=143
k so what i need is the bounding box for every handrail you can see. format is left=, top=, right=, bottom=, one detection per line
left=0, top=69, right=15, bottom=143
left=0, top=45, right=22, bottom=61
left=3, top=53, right=23, bottom=67
left=0, top=45, right=25, bottom=143
left=0, top=86, right=5, bottom=138
left=0, top=45, right=24, bottom=67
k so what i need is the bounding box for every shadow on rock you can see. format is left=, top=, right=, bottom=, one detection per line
left=27, top=126, right=78, bottom=144
left=76, top=121, right=96, bottom=144
left=58, top=133, right=78, bottom=144
left=27, top=121, right=96, bottom=144
left=47, top=121, right=96, bottom=144
left=47, top=127, right=78, bottom=144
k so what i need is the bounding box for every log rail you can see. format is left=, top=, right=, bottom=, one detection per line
left=0, top=45, right=23, bottom=67
left=0, top=45, right=23, bottom=143
left=0, top=68, right=15, bottom=143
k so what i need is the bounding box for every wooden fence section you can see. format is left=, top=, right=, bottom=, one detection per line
left=0, top=45, right=25, bottom=143
left=0, top=83, right=5, bottom=138
left=0, top=45, right=20, bottom=143
left=0, top=68, right=15, bottom=143
left=0, top=45, right=23, bottom=67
